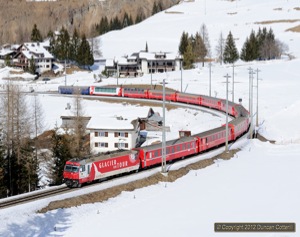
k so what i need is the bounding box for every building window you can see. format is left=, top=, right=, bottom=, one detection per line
left=114, top=143, right=128, bottom=148
left=95, top=131, right=108, bottom=137
left=95, top=142, right=108, bottom=148
left=114, top=132, right=128, bottom=137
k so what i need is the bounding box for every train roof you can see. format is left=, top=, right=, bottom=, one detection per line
left=138, top=136, right=197, bottom=152
left=228, top=117, right=248, bottom=125
left=69, top=150, right=138, bottom=165
left=193, top=125, right=227, bottom=138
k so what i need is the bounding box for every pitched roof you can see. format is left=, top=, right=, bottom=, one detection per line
left=21, top=42, right=54, bottom=59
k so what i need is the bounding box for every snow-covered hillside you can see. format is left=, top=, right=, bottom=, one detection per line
left=0, top=0, right=300, bottom=236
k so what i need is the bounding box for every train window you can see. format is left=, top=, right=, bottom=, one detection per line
left=95, top=87, right=116, bottom=93
left=183, top=144, right=186, bottom=150
left=177, top=145, right=180, bottom=152
left=155, top=151, right=158, bottom=157
left=87, top=165, right=90, bottom=174
left=187, top=143, right=190, bottom=148
left=80, top=165, right=85, bottom=172
left=172, top=147, right=175, bottom=153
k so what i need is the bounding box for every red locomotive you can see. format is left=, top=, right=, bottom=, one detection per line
left=61, top=85, right=249, bottom=188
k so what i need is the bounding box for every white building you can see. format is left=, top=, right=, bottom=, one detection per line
left=105, top=51, right=182, bottom=77
left=87, top=116, right=141, bottom=154
left=14, top=42, right=54, bottom=74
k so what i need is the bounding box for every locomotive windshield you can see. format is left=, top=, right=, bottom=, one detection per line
left=64, top=165, right=79, bottom=173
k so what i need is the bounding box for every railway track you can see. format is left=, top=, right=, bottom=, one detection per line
left=0, top=91, right=248, bottom=210
left=0, top=186, right=70, bottom=209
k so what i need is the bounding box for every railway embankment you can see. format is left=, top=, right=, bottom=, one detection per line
left=38, top=148, right=240, bottom=213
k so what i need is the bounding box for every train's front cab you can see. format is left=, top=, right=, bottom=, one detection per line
left=63, top=161, right=81, bottom=187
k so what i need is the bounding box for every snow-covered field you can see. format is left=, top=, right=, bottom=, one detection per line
left=1, top=0, right=300, bottom=236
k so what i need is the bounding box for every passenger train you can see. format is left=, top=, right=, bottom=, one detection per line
left=60, top=85, right=250, bottom=188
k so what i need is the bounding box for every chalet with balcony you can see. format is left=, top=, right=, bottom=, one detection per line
left=13, top=42, right=54, bottom=74
left=105, top=51, right=182, bottom=77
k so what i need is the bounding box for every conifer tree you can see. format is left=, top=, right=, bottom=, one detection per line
left=77, top=34, right=94, bottom=69
left=152, top=2, right=158, bottom=15
left=98, top=16, right=109, bottom=35
left=135, top=10, right=145, bottom=24
left=70, top=28, right=81, bottom=62
left=47, top=30, right=56, bottom=56
left=193, top=32, right=207, bottom=66
left=240, top=37, right=251, bottom=62
left=178, top=31, right=189, bottom=56
left=183, top=41, right=195, bottom=69
left=51, top=129, right=72, bottom=185
left=145, top=41, right=148, bottom=52
left=223, top=31, right=239, bottom=64
left=248, top=30, right=259, bottom=60
left=29, top=56, right=36, bottom=74
left=31, top=24, right=43, bottom=42
left=56, top=27, right=70, bottom=61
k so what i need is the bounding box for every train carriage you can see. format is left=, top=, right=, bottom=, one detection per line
left=122, top=87, right=149, bottom=98
left=200, top=95, right=220, bottom=110
left=134, top=136, right=198, bottom=168
left=90, top=86, right=122, bottom=96
left=63, top=150, right=140, bottom=187
left=58, top=85, right=90, bottom=95
left=219, top=99, right=240, bottom=117
left=194, top=126, right=233, bottom=152
left=176, top=92, right=202, bottom=105
left=148, top=90, right=177, bottom=101
left=228, top=117, right=249, bottom=140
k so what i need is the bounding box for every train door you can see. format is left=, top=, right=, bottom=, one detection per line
left=200, top=137, right=208, bottom=152
left=90, top=86, right=94, bottom=95
left=79, top=164, right=90, bottom=181
left=229, top=124, right=235, bottom=141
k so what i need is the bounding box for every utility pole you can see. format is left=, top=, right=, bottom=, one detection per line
left=256, top=68, right=260, bottom=127
left=224, top=73, right=231, bottom=152
left=248, top=68, right=255, bottom=139
left=150, top=61, right=153, bottom=89
left=161, top=79, right=167, bottom=173
left=64, top=59, right=67, bottom=86
left=209, top=62, right=212, bottom=97
left=232, top=64, right=235, bottom=102
left=180, top=56, right=183, bottom=92
left=116, top=61, right=119, bottom=86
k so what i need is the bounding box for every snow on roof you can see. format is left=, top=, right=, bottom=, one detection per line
left=22, top=42, right=54, bottom=59
left=138, top=51, right=178, bottom=60
left=87, top=115, right=137, bottom=130
left=0, top=48, right=13, bottom=56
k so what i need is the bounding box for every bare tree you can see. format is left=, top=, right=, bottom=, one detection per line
left=0, top=82, right=33, bottom=195
left=200, top=23, right=211, bottom=63
left=89, top=36, right=102, bottom=59
left=215, top=32, right=225, bottom=65
left=71, top=90, right=88, bottom=158
left=31, top=94, right=44, bottom=189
